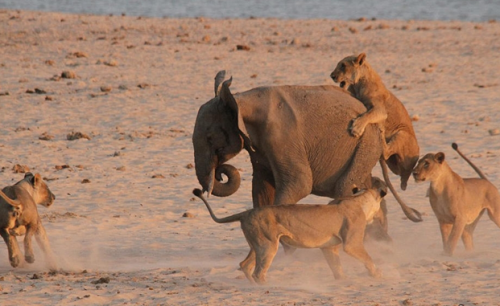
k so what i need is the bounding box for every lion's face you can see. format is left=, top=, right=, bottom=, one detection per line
left=30, top=173, right=56, bottom=207
left=330, top=53, right=366, bottom=89
left=412, top=153, right=446, bottom=183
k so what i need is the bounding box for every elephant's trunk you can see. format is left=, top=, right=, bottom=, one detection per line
left=380, top=158, right=423, bottom=222
left=212, top=164, right=241, bottom=197
left=194, top=148, right=241, bottom=197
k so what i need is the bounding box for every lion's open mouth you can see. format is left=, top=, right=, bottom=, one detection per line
left=340, top=81, right=346, bottom=88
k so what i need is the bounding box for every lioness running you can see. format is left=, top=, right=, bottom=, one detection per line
left=193, top=186, right=387, bottom=284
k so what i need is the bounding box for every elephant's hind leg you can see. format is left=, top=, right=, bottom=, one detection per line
left=335, top=129, right=379, bottom=197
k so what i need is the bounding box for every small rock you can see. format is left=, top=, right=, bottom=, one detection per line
left=39, top=132, right=54, bottom=141
left=290, top=38, right=301, bottom=45
left=100, top=86, right=112, bottom=92
left=61, top=71, right=77, bottom=79
left=45, top=60, right=55, bottom=66
left=116, top=166, right=126, bottom=171
left=26, top=88, right=46, bottom=94
left=378, top=23, right=390, bottom=29
left=55, top=165, right=70, bottom=170
left=118, top=84, right=128, bottom=90
left=250, top=74, right=257, bottom=78
left=45, top=96, right=53, bottom=101
left=137, top=83, right=150, bottom=89
left=182, top=212, right=195, bottom=218
left=186, top=163, right=194, bottom=169
left=152, top=174, right=165, bottom=179
left=201, top=35, right=211, bottom=42
left=236, top=44, right=251, bottom=51
left=81, top=179, right=91, bottom=184
left=67, top=131, right=91, bottom=140
left=488, top=129, right=500, bottom=136
left=13, top=164, right=30, bottom=173
left=402, top=299, right=412, bottom=306
left=411, top=114, right=420, bottom=121
left=73, top=51, right=88, bottom=58
left=91, top=277, right=110, bottom=284
left=331, top=26, right=340, bottom=32
left=0, top=91, right=10, bottom=96
left=31, top=274, right=41, bottom=280
left=103, top=60, right=118, bottom=67
left=348, top=27, right=358, bottom=34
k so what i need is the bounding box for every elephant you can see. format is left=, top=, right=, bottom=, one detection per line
left=192, top=71, right=422, bottom=222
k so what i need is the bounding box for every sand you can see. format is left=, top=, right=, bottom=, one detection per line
left=0, top=9, right=500, bottom=306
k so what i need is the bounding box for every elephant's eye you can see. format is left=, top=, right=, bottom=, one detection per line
left=424, top=162, right=429, bottom=168
left=341, top=63, right=346, bottom=70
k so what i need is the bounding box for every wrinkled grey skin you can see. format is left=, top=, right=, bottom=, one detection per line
left=193, top=72, right=421, bottom=222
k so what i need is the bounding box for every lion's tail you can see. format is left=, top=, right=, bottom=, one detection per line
left=0, top=190, right=22, bottom=208
left=192, top=189, right=245, bottom=223
left=452, top=143, right=487, bottom=180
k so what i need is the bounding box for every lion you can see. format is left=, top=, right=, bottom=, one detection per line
left=412, top=143, right=500, bottom=256
left=192, top=185, right=387, bottom=284
left=0, top=172, right=58, bottom=270
left=330, top=53, right=419, bottom=190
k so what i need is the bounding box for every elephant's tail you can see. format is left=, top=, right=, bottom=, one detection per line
left=192, top=189, right=246, bottom=223
left=0, top=190, right=22, bottom=208
left=452, top=143, right=488, bottom=180
left=379, top=159, right=423, bottom=222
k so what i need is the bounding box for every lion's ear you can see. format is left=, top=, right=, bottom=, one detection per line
left=435, top=152, right=445, bottom=164
left=356, top=53, right=366, bottom=65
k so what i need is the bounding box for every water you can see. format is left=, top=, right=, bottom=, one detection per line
left=0, top=0, right=499, bottom=21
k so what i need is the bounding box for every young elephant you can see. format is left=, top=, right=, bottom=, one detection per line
left=0, top=172, right=58, bottom=270
left=412, top=143, right=500, bottom=256
left=330, top=53, right=419, bottom=191
left=193, top=186, right=387, bottom=284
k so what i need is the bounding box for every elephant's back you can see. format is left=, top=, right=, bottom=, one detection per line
left=236, top=85, right=366, bottom=123
left=236, top=84, right=379, bottom=197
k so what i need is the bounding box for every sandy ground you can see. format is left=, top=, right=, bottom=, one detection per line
left=1, top=9, right=500, bottom=306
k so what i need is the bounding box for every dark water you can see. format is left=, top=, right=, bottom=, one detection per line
left=0, top=0, right=499, bottom=21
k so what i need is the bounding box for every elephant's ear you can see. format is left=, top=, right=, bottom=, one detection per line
left=214, top=70, right=226, bottom=97
left=219, top=77, right=254, bottom=151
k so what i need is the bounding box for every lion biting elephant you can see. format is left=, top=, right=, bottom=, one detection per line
left=192, top=71, right=421, bottom=223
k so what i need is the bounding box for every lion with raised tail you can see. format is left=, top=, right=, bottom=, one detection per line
left=413, top=143, right=500, bottom=256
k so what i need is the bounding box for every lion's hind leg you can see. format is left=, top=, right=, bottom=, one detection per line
left=0, top=228, right=23, bottom=267
left=252, top=239, right=279, bottom=284
left=462, top=210, right=485, bottom=251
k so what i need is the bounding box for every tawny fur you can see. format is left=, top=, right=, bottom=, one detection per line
left=412, top=143, right=500, bottom=256
left=330, top=53, right=419, bottom=191
left=0, top=173, right=58, bottom=270
left=193, top=187, right=387, bottom=284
